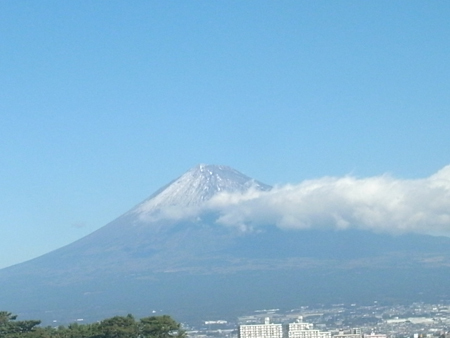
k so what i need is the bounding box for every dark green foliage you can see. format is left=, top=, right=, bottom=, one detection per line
left=139, top=315, right=186, bottom=338
left=97, top=315, right=137, bottom=338
left=0, top=311, right=41, bottom=337
left=0, top=312, right=185, bottom=338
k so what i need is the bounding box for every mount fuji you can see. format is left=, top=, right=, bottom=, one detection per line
left=1, top=165, right=450, bottom=324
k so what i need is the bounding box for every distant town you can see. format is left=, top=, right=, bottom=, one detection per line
left=187, top=302, right=450, bottom=338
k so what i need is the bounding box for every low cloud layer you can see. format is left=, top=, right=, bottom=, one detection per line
left=140, top=165, right=450, bottom=237
left=207, top=165, right=450, bottom=236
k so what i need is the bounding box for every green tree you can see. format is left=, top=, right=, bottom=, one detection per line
left=51, top=322, right=100, bottom=338
left=138, top=315, right=185, bottom=338
left=0, top=311, right=41, bottom=338
left=0, top=311, right=185, bottom=338
left=97, top=314, right=137, bottom=338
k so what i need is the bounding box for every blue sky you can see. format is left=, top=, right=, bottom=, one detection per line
left=1, top=1, right=450, bottom=268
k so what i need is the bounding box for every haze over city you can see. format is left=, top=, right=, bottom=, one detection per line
left=1, top=0, right=450, bottom=272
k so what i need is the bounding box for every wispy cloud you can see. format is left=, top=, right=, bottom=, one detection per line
left=207, top=165, right=450, bottom=236
left=71, top=222, right=87, bottom=229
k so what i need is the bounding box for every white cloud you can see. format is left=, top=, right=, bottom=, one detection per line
left=206, top=165, right=450, bottom=236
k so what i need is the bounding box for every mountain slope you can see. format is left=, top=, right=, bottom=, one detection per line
left=1, top=165, right=450, bottom=324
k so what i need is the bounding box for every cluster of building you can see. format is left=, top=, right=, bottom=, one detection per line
left=188, top=302, right=450, bottom=338
left=238, top=317, right=386, bottom=338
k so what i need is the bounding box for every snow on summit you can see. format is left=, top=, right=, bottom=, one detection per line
left=133, top=164, right=271, bottom=217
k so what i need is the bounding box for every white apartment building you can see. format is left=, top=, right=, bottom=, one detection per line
left=239, top=318, right=283, bottom=338
left=288, top=318, right=330, bottom=338
left=239, top=317, right=331, bottom=338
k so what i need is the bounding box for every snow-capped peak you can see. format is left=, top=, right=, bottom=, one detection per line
left=133, top=164, right=270, bottom=216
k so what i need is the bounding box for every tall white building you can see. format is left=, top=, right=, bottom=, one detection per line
left=238, top=317, right=330, bottom=338
left=239, top=318, right=283, bottom=338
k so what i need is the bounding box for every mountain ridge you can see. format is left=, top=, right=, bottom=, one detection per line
left=1, top=164, right=450, bottom=324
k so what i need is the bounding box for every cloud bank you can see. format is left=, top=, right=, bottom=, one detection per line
left=138, top=165, right=450, bottom=237
left=205, top=165, right=450, bottom=236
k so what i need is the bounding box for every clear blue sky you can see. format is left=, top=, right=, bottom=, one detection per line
left=1, top=1, right=449, bottom=268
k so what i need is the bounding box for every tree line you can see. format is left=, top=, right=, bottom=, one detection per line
left=0, top=311, right=186, bottom=338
